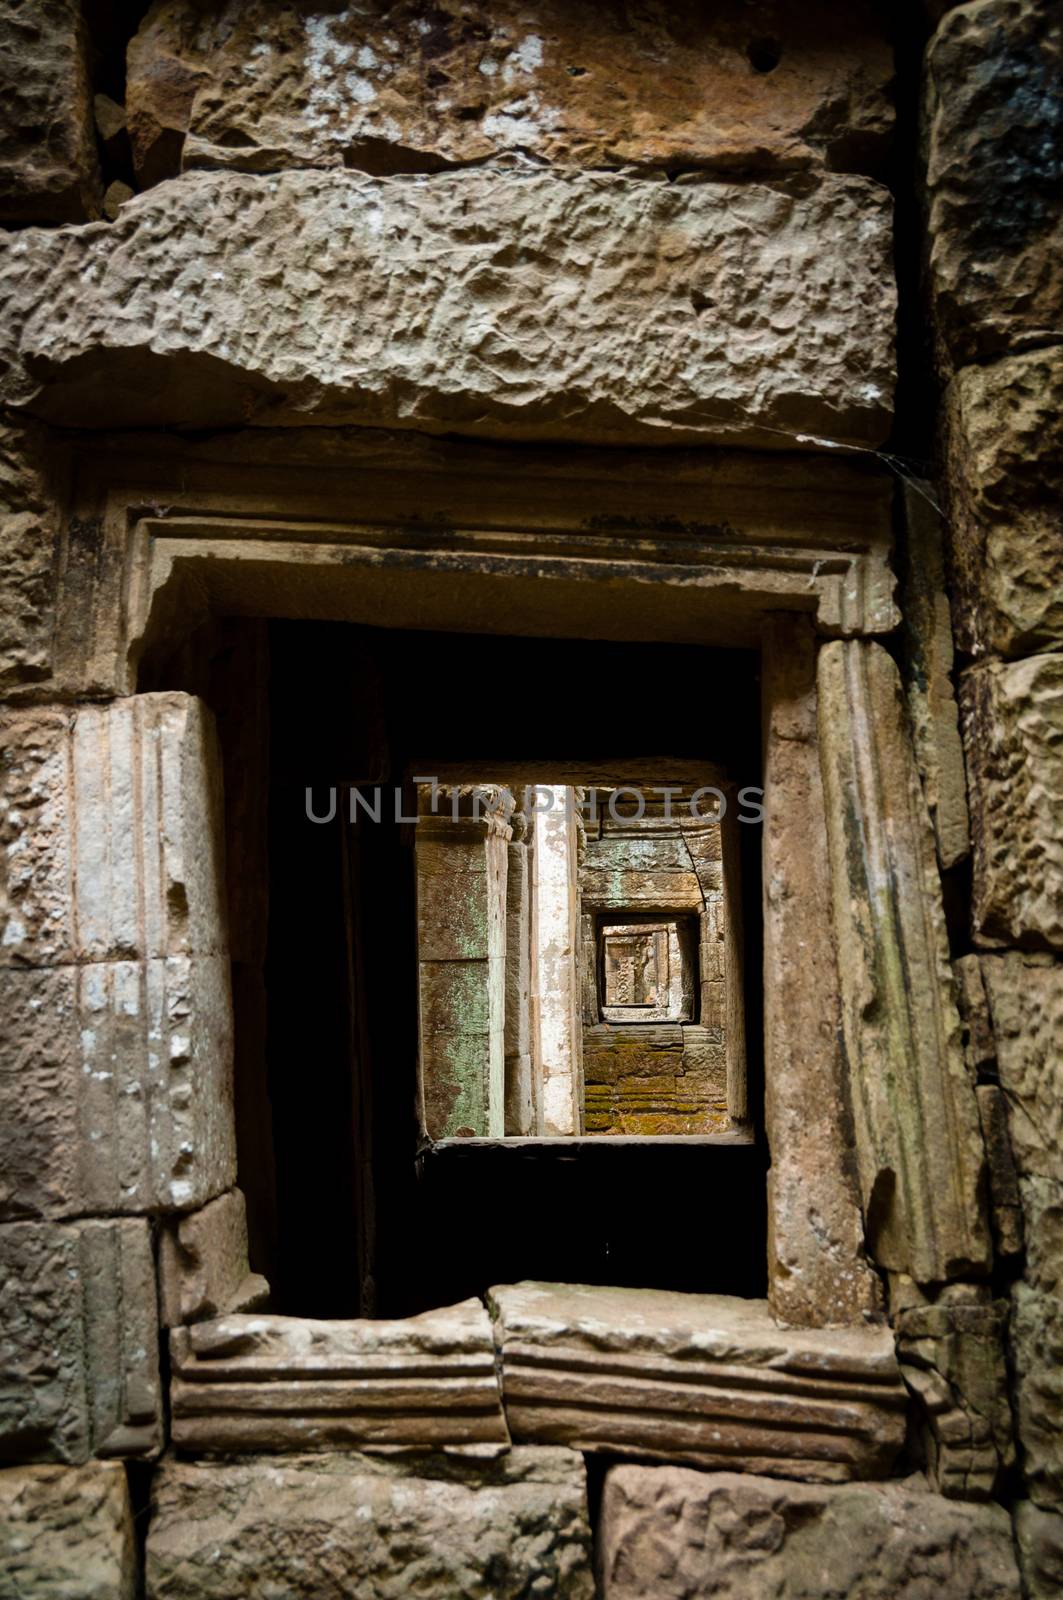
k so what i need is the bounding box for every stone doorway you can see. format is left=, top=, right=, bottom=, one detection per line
left=149, top=620, right=767, bottom=1317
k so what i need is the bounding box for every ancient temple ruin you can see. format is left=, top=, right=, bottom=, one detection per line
left=0, top=2, right=1061, bottom=1596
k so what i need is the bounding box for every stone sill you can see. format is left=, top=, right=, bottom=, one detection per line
left=429, top=1132, right=756, bottom=1151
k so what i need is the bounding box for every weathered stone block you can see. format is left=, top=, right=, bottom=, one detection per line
left=761, top=616, right=881, bottom=1327
left=1023, top=1178, right=1063, bottom=1297
left=1011, top=1283, right=1063, bottom=1512
left=981, top=954, right=1063, bottom=1182
left=0, top=416, right=63, bottom=697
left=943, top=351, right=1063, bottom=658
left=898, top=480, right=969, bottom=868
left=169, top=1298, right=507, bottom=1452
left=159, top=1188, right=268, bottom=1326
left=0, top=0, right=100, bottom=223
left=1015, top=1500, right=1063, bottom=1599
left=0, top=169, right=895, bottom=450
left=962, top=656, right=1063, bottom=950
left=0, top=1219, right=161, bottom=1465
left=818, top=641, right=990, bottom=1283
left=489, top=1282, right=906, bottom=1481
left=977, top=1085, right=1025, bottom=1259
left=0, top=695, right=227, bottom=967
left=145, top=1448, right=593, bottom=1600
left=127, top=0, right=892, bottom=184
left=896, top=1292, right=1014, bottom=1499
left=598, top=1466, right=1021, bottom=1598
left=0, top=955, right=235, bottom=1219
left=925, top=0, right=1063, bottom=367
left=0, top=1461, right=135, bottom=1600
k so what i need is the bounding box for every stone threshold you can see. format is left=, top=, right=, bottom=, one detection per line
left=429, top=1133, right=756, bottom=1151
left=170, top=1282, right=907, bottom=1479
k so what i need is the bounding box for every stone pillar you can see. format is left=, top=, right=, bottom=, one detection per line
left=0, top=693, right=235, bottom=1219
left=530, top=786, right=583, bottom=1136
left=817, top=640, right=990, bottom=1285
left=504, top=805, right=536, bottom=1135
left=415, top=786, right=511, bottom=1139
left=761, top=616, right=881, bottom=1326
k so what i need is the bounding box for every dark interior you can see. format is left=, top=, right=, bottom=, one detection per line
left=151, top=618, right=767, bottom=1318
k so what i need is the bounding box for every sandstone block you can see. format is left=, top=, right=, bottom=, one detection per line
left=489, top=1282, right=906, bottom=1481
left=1015, top=1500, right=1063, bottom=1599
left=145, top=1448, right=593, bottom=1600
left=126, top=0, right=892, bottom=183
left=896, top=1294, right=1014, bottom=1498
left=0, top=169, right=895, bottom=449
left=0, top=0, right=100, bottom=223
left=0, top=955, right=235, bottom=1220
left=1023, top=1178, right=1063, bottom=1297
left=818, top=641, right=990, bottom=1282
left=761, top=617, right=882, bottom=1326
left=170, top=1298, right=508, bottom=1452
left=981, top=955, right=1063, bottom=1183
left=159, top=1188, right=268, bottom=1326
left=0, top=417, right=63, bottom=697
left=962, top=656, right=1063, bottom=949
left=0, top=695, right=227, bottom=967
left=898, top=479, right=969, bottom=868
left=1011, top=1283, right=1063, bottom=1511
left=944, top=351, right=1063, bottom=657
left=0, top=1219, right=161, bottom=1465
left=598, top=1466, right=1021, bottom=1598
left=0, top=1461, right=135, bottom=1600
left=925, top=0, right=1063, bottom=367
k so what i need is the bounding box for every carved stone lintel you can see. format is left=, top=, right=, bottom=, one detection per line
left=817, top=641, right=990, bottom=1284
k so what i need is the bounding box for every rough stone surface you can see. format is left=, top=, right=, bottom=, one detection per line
left=1023, top=1177, right=1063, bottom=1296
left=962, top=657, right=1063, bottom=950
left=146, top=1448, right=593, bottom=1599
left=943, top=350, right=1063, bottom=658
left=925, top=0, right=1063, bottom=366
left=0, top=0, right=100, bottom=223
left=125, top=0, right=893, bottom=184
left=0, top=168, right=896, bottom=449
left=817, top=641, right=990, bottom=1283
left=0, top=1219, right=161, bottom=1465
left=1015, top=1500, right=1063, bottom=1599
left=0, top=416, right=63, bottom=697
left=489, top=1281, right=907, bottom=1481
left=159, top=1188, right=268, bottom=1326
left=0, top=695, right=227, bottom=967
left=598, top=1466, right=1021, bottom=1598
left=895, top=1292, right=1014, bottom=1499
left=981, top=954, right=1063, bottom=1183
left=0, top=955, right=235, bottom=1219
left=1011, top=1283, right=1063, bottom=1512
left=170, top=1299, right=508, bottom=1451
left=899, top=480, right=970, bottom=868
left=761, top=615, right=881, bottom=1326
left=0, top=1461, right=135, bottom=1600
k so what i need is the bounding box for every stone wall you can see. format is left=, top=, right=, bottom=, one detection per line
left=0, top=1, right=1057, bottom=1596
left=924, top=2, right=1063, bottom=1593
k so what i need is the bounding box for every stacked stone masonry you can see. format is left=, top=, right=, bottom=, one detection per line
left=0, top=0, right=1057, bottom=1595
